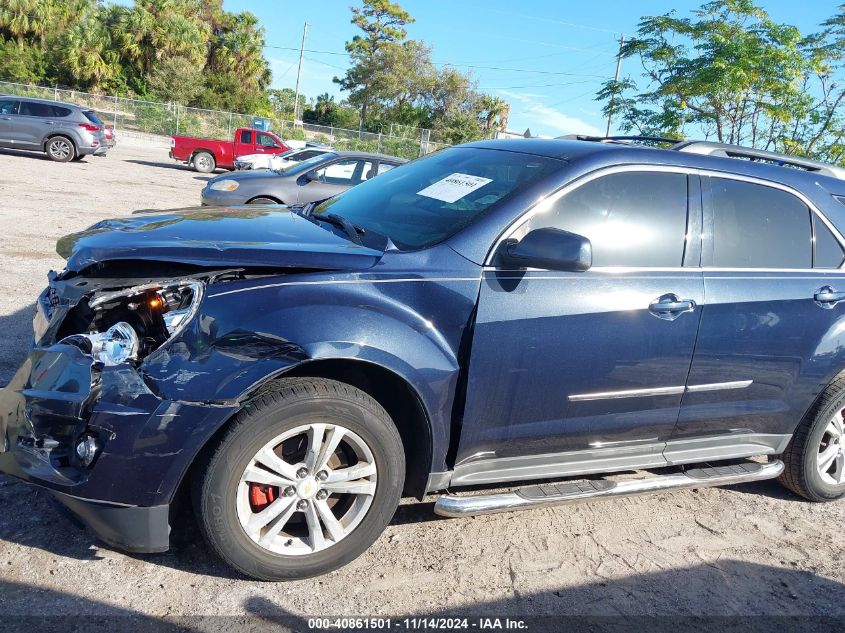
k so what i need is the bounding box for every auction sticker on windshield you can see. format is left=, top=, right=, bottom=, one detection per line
left=417, top=173, right=493, bottom=203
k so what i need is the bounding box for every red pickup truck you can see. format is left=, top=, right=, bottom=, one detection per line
left=169, top=127, right=290, bottom=173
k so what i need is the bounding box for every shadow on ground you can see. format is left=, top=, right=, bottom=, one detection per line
left=0, top=303, right=35, bottom=387
left=125, top=159, right=221, bottom=174
left=1, top=561, right=844, bottom=632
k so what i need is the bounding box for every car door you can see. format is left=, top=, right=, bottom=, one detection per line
left=454, top=168, right=705, bottom=484
left=255, top=132, right=283, bottom=155
left=13, top=100, right=52, bottom=148
left=0, top=98, right=18, bottom=146
left=234, top=129, right=253, bottom=156
left=298, top=159, right=372, bottom=203
left=669, top=175, right=845, bottom=461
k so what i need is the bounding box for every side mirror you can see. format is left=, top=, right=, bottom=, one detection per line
left=304, top=170, right=321, bottom=182
left=500, top=227, right=592, bottom=272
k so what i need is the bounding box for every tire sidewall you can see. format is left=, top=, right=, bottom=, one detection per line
left=199, top=389, right=404, bottom=580
left=804, top=391, right=845, bottom=499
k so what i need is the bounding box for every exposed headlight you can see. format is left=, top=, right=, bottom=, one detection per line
left=86, top=322, right=140, bottom=366
left=62, top=280, right=203, bottom=364
left=210, top=179, right=239, bottom=191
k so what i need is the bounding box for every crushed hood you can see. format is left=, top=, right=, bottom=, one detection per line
left=57, top=206, right=385, bottom=272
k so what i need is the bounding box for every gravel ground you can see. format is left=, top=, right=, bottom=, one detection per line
left=1, top=142, right=844, bottom=629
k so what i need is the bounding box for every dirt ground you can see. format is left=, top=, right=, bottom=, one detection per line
left=0, top=142, right=844, bottom=629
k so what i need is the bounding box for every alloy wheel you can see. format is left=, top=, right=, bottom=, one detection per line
left=49, top=139, right=71, bottom=160
left=236, top=422, right=377, bottom=556
left=817, top=409, right=845, bottom=485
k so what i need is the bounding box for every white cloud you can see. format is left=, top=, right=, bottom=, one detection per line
left=497, top=89, right=603, bottom=137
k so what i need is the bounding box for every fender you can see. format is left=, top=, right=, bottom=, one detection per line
left=141, top=267, right=482, bottom=480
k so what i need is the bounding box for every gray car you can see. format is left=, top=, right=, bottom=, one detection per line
left=201, top=151, right=407, bottom=206
left=0, top=95, right=108, bottom=162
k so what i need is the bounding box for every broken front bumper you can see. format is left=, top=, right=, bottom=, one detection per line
left=0, top=341, right=237, bottom=552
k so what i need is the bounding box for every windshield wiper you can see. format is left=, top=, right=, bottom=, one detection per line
left=318, top=213, right=364, bottom=245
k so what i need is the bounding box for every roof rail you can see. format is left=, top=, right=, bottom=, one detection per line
left=671, top=141, right=845, bottom=180
left=557, top=134, right=682, bottom=146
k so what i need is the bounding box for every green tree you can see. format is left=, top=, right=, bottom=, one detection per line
left=479, top=95, right=510, bottom=133
left=267, top=87, right=305, bottom=119
left=335, top=0, right=414, bottom=127
left=146, top=55, right=203, bottom=104
left=56, top=8, right=120, bottom=91
left=597, top=0, right=813, bottom=149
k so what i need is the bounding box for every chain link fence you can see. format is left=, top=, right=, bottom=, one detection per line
left=0, top=80, right=449, bottom=160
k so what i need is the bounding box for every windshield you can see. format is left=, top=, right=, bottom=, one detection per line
left=276, top=152, right=337, bottom=175
left=312, top=147, right=561, bottom=249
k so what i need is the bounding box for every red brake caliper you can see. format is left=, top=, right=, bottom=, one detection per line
left=249, top=483, right=278, bottom=512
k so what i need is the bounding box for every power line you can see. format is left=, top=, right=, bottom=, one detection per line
left=264, top=44, right=608, bottom=78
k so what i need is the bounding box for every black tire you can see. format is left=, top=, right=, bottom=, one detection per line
left=192, top=377, right=405, bottom=581
left=45, top=136, right=75, bottom=162
left=247, top=197, right=282, bottom=205
left=193, top=151, right=216, bottom=173
left=779, top=375, right=845, bottom=501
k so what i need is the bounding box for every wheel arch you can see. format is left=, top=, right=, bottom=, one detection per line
left=176, top=358, right=435, bottom=508
left=246, top=195, right=284, bottom=205
left=190, top=148, right=217, bottom=162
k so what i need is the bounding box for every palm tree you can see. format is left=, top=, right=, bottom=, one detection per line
left=58, top=13, right=119, bottom=91
left=480, top=95, right=510, bottom=133
left=211, top=11, right=270, bottom=92
left=0, top=0, right=39, bottom=47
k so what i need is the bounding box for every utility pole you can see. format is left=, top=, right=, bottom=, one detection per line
left=293, top=22, right=308, bottom=123
left=605, top=33, right=625, bottom=138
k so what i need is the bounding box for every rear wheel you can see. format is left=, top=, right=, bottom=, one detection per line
left=193, top=378, right=404, bottom=580
left=780, top=377, right=845, bottom=501
left=193, top=151, right=216, bottom=173
left=46, top=136, right=75, bottom=162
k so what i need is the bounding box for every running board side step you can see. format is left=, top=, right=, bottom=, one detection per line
left=433, top=460, right=783, bottom=518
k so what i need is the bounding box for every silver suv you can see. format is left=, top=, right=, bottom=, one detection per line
left=0, top=95, right=108, bottom=162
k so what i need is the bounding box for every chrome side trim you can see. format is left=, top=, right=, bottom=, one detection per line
left=686, top=380, right=753, bottom=393
left=449, top=432, right=791, bottom=487
left=568, top=385, right=684, bottom=402
left=434, top=460, right=784, bottom=518
left=663, top=433, right=791, bottom=465
left=450, top=442, right=668, bottom=486
left=569, top=379, right=753, bottom=402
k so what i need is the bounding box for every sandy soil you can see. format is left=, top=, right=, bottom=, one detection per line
left=0, top=143, right=844, bottom=628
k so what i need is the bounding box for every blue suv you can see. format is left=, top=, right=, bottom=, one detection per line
left=2, top=137, right=845, bottom=580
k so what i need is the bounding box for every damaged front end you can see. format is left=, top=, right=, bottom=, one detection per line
left=0, top=268, right=241, bottom=552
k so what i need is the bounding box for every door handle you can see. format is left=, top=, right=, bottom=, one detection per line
left=814, top=286, right=845, bottom=308
left=649, top=293, right=696, bottom=321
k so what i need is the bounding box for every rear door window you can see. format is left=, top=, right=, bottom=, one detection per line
left=239, top=130, right=253, bottom=144
left=706, top=178, right=812, bottom=269
left=49, top=106, right=71, bottom=117
left=523, top=171, right=690, bottom=267
left=0, top=99, right=19, bottom=115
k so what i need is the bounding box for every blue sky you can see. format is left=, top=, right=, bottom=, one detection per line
left=224, top=1, right=841, bottom=137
